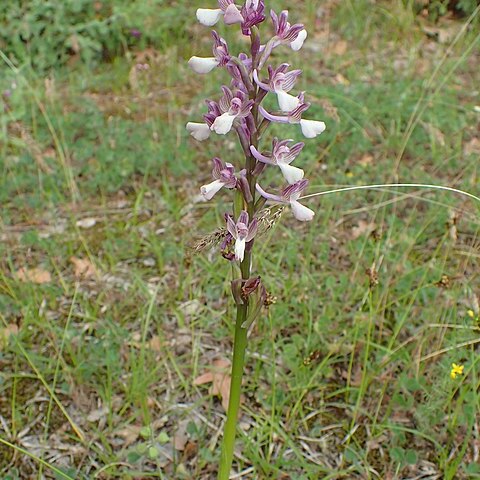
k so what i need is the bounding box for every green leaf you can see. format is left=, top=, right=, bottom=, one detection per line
left=148, top=446, right=160, bottom=459
left=344, top=446, right=361, bottom=464
left=390, top=446, right=405, bottom=463
left=186, top=421, right=198, bottom=437
left=465, top=462, right=480, bottom=475
left=136, top=443, right=148, bottom=455
left=139, top=426, right=152, bottom=439
left=156, top=431, right=169, bottom=444
left=405, top=449, right=418, bottom=465
left=127, top=451, right=142, bottom=463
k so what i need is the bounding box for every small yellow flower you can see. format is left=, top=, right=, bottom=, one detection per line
left=467, top=309, right=475, bottom=318
left=450, top=363, right=464, bottom=379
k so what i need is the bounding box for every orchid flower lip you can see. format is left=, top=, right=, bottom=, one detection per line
left=290, top=29, right=308, bottom=51
left=300, top=119, right=326, bottom=138
left=186, top=122, right=211, bottom=141
left=196, top=8, right=223, bottom=26
left=201, top=179, right=225, bottom=200
left=290, top=199, right=315, bottom=221
left=278, top=163, right=304, bottom=184
left=211, top=112, right=236, bottom=134
left=234, top=238, right=246, bottom=261
left=188, top=56, right=219, bottom=74
left=276, top=90, right=300, bottom=112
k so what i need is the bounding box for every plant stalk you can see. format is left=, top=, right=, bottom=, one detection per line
left=218, top=251, right=252, bottom=479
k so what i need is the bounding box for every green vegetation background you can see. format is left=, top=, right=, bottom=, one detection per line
left=0, top=1, right=479, bottom=479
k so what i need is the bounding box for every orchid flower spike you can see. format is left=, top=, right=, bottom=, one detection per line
left=256, top=179, right=315, bottom=221
left=253, top=64, right=302, bottom=112
left=271, top=9, right=307, bottom=51
left=201, top=157, right=237, bottom=200
left=226, top=210, right=258, bottom=262
left=211, top=86, right=254, bottom=135
left=250, top=138, right=305, bottom=184
left=196, top=1, right=243, bottom=27
left=259, top=103, right=326, bottom=139
left=188, top=31, right=230, bottom=74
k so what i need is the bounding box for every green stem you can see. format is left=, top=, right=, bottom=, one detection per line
left=218, top=252, right=252, bottom=479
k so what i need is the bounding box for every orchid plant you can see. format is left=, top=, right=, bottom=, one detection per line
left=187, top=1, right=325, bottom=477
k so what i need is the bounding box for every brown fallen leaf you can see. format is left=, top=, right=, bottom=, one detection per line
left=70, top=256, right=97, bottom=279
left=358, top=153, right=374, bottom=167
left=422, top=22, right=460, bottom=44
left=174, top=420, right=190, bottom=451
left=115, top=425, right=142, bottom=447
left=182, top=441, right=198, bottom=461
left=194, top=358, right=234, bottom=413
left=16, top=267, right=51, bottom=284
left=331, top=39, right=347, bottom=56
left=148, top=335, right=162, bottom=352
left=351, top=220, right=376, bottom=240
left=464, top=137, right=480, bottom=156
left=44, top=77, right=56, bottom=101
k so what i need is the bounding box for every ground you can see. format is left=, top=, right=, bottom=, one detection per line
left=0, top=0, right=479, bottom=479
